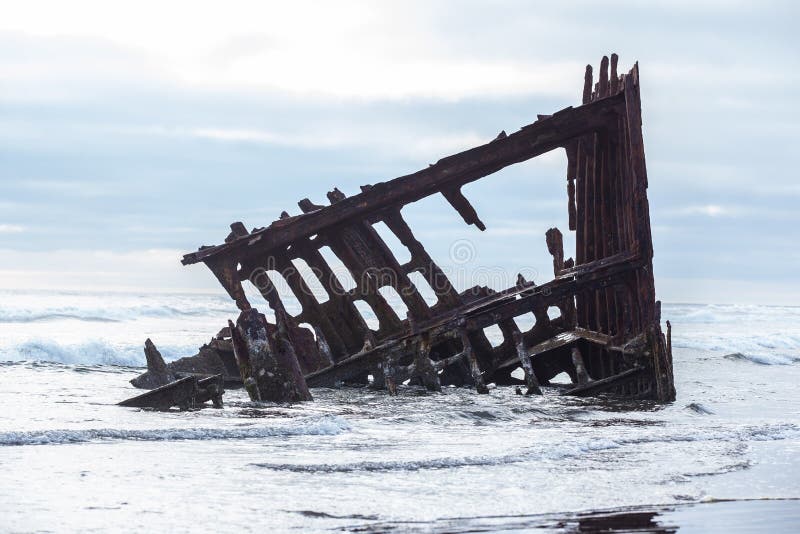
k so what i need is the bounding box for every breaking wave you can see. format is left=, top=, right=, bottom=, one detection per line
left=0, top=290, right=238, bottom=365
left=664, top=304, right=800, bottom=364
left=4, top=296, right=798, bottom=369
left=0, top=416, right=351, bottom=446
left=0, top=339, right=198, bottom=367
left=0, top=312, right=120, bottom=323
left=673, top=333, right=800, bottom=365
left=0, top=304, right=234, bottom=324
left=664, top=303, right=800, bottom=325
left=673, top=333, right=800, bottom=353
left=685, top=402, right=714, bottom=415
left=724, top=352, right=800, bottom=366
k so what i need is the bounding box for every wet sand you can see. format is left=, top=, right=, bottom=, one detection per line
left=343, top=498, right=800, bottom=532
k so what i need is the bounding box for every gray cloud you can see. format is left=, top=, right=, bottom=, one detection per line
left=0, top=1, right=798, bottom=303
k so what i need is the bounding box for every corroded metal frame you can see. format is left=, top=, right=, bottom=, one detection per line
left=183, top=55, right=676, bottom=402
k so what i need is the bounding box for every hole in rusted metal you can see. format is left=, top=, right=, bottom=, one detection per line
left=377, top=286, right=409, bottom=321
left=352, top=299, right=379, bottom=331
left=482, top=324, right=503, bottom=347
left=318, top=245, right=357, bottom=292
left=291, top=258, right=329, bottom=303
left=372, top=221, right=411, bottom=264
left=407, top=271, right=439, bottom=307
left=513, top=312, right=536, bottom=333
left=264, top=270, right=303, bottom=315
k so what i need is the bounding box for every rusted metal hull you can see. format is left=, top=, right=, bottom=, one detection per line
left=182, top=55, right=675, bottom=402
left=130, top=336, right=242, bottom=390
left=119, top=374, right=225, bottom=410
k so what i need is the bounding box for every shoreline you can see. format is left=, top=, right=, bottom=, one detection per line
left=340, top=498, right=800, bottom=533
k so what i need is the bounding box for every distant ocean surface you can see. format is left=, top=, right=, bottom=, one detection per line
left=1, top=289, right=799, bottom=532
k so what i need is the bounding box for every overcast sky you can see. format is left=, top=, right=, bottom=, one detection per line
left=1, top=0, right=798, bottom=304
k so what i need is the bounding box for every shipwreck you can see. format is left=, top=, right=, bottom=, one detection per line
left=132, top=54, right=675, bottom=407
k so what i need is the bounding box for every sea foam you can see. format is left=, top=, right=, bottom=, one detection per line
left=248, top=423, right=800, bottom=474
left=0, top=416, right=352, bottom=446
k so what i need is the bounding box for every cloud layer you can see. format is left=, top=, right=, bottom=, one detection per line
left=1, top=0, right=798, bottom=303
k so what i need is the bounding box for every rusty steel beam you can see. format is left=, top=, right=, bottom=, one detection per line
left=182, top=92, right=625, bottom=267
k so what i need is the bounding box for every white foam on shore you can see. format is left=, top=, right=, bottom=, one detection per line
left=250, top=423, right=800, bottom=473
left=0, top=416, right=352, bottom=446
left=251, top=438, right=623, bottom=473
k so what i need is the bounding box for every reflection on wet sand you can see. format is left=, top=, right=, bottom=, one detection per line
left=342, top=498, right=799, bottom=533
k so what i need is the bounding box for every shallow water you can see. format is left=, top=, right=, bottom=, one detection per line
left=1, top=290, right=799, bottom=532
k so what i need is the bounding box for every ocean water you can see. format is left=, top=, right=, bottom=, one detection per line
left=1, top=289, right=799, bottom=532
